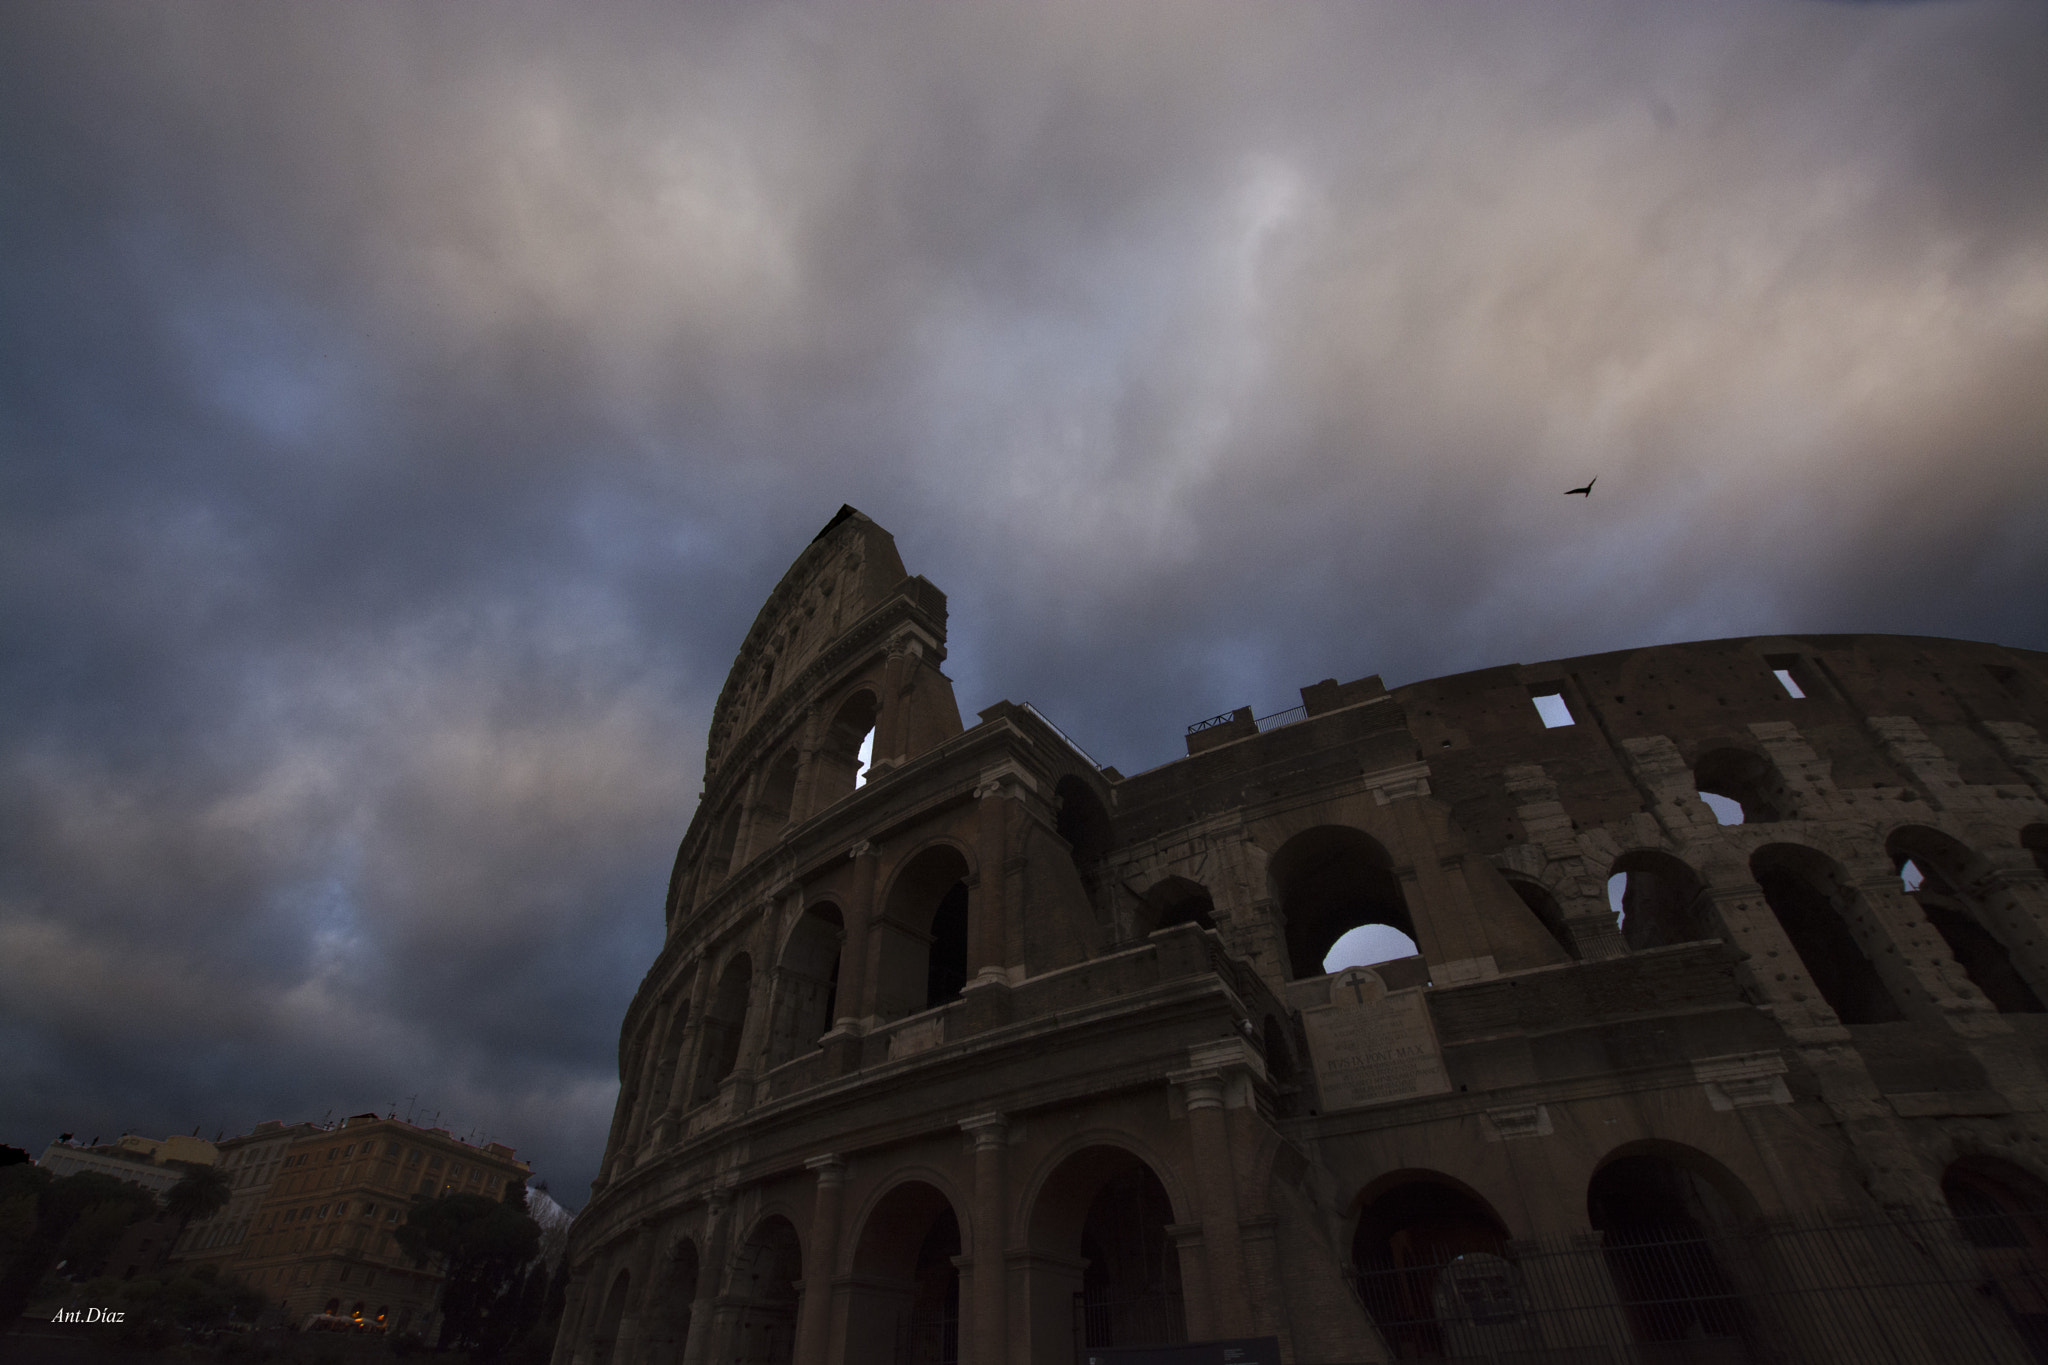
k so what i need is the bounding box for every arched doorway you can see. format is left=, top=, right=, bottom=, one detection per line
left=1503, top=876, right=1578, bottom=959
left=1351, top=1173, right=1515, bottom=1361
left=1588, top=1148, right=1757, bottom=1354
left=1889, top=826, right=2045, bottom=1014
left=1609, top=851, right=1712, bottom=952
left=729, top=1216, right=802, bottom=1365
left=1028, top=1147, right=1187, bottom=1353
left=642, top=1239, right=698, bottom=1365
left=1693, top=747, right=1788, bottom=825
left=1136, top=876, right=1218, bottom=939
left=1750, top=845, right=1905, bottom=1024
left=876, top=846, right=972, bottom=1021
left=846, top=1181, right=962, bottom=1365
left=591, top=1267, right=632, bottom=1365
left=767, top=903, right=845, bottom=1067
left=691, top=955, right=754, bottom=1106
left=1944, top=1158, right=2048, bottom=1362
left=1270, top=826, right=1417, bottom=980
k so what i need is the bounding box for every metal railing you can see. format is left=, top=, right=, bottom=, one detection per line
left=1351, top=1208, right=2048, bottom=1365
left=1073, top=1288, right=1189, bottom=1352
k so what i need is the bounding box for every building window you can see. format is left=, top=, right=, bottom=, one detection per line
left=1529, top=685, right=1575, bottom=728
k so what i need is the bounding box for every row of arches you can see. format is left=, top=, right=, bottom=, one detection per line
left=1355, top=1148, right=2048, bottom=1363
left=587, top=1145, right=1192, bottom=1365
left=692, top=689, right=882, bottom=909
left=586, top=1139, right=2048, bottom=1365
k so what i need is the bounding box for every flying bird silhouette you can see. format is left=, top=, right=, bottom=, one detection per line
left=1565, top=478, right=1596, bottom=497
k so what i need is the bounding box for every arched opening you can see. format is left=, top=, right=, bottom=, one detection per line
left=1261, top=1014, right=1297, bottom=1083
left=1588, top=1149, right=1757, bottom=1352
left=1889, top=827, right=2044, bottom=1015
left=1137, top=877, right=1217, bottom=938
left=1750, top=844, right=1905, bottom=1024
left=705, top=804, right=743, bottom=888
left=754, top=749, right=800, bottom=834
left=846, top=1181, right=962, bottom=1365
left=876, top=846, right=972, bottom=1022
left=1610, top=851, right=1712, bottom=952
left=817, top=690, right=880, bottom=808
left=1694, top=747, right=1787, bottom=825
left=1504, top=876, right=1579, bottom=960
left=729, top=1217, right=802, bottom=1365
left=767, top=904, right=845, bottom=1068
left=643, top=1239, right=698, bottom=1365
left=1943, top=1157, right=2048, bottom=1360
left=690, top=955, right=753, bottom=1106
left=1055, top=776, right=1114, bottom=868
left=1270, top=826, right=1417, bottom=981
left=1351, top=1174, right=1516, bottom=1361
left=1028, top=1147, right=1186, bottom=1352
left=591, top=1267, right=631, bottom=1365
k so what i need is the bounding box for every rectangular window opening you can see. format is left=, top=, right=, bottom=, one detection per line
left=1529, top=688, right=1575, bottom=728
left=1772, top=668, right=1806, bottom=699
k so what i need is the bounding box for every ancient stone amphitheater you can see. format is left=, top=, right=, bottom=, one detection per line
left=556, top=507, right=2048, bottom=1365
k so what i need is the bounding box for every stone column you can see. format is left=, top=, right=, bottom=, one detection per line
left=960, top=1114, right=1009, bottom=1365
left=660, top=991, right=712, bottom=1127
left=679, top=1189, right=733, bottom=1365
left=1169, top=1064, right=1252, bottom=1340
left=550, top=1269, right=591, bottom=1365
left=970, top=782, right=1010, bottom=984
left=794, top=1156, right=845, bottom=1365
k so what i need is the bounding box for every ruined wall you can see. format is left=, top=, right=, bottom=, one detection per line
left=560, top=509, right=2048, bottom=1365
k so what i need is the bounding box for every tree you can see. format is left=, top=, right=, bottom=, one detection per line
left=0, top=1168, right=158, bottom=1331
left=394, top=1184, right=543, bottom=1359
left=161, top=1162, right=232, bottom=1253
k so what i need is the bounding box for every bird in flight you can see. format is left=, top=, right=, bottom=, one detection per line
left=1564, top=478, right=1596, bottom=497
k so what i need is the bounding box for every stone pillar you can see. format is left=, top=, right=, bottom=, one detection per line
left=1169, top=1060, right=1252, bottom=1341
left=794, top=1156, right=845, bottom=1365
left=622, top=1005, right=677, bottom=1157
left=679, top=1189, right=733, bottom=1365
left=550, top=1269, right=592, bottom=1365
left=837, top=843, right=881, bottom=1030
left=970, top=783, right=1010, bottom=984
left=960, top=1114, right=1009, bottom=1365
left=660, top=991, right=712, bottom=1128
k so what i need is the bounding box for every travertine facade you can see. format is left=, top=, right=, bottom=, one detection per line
left=558, top=508, right=2048, bottom=1365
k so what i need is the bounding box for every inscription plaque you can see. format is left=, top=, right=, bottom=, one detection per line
left=1300, top=966, right=1452, bottom=1111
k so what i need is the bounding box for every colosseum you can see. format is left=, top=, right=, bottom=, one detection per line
left=555, top=507, right=2048, bottom=1365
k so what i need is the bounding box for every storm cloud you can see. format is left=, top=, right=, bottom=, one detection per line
left=3, top=1, right=2044, bottom=1197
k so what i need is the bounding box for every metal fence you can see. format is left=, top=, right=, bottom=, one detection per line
left=1074, top=1288, right=1190, bottom=1352
left=1350, top=1207, right=2048, bottom=1365
left=897, top=1302, right=959, bottom=1365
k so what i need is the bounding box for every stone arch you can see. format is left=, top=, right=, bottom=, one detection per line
left=1750, top=843, right=1906, bottom=1024
left=766, top=902, right=845, bottom=1068
left=1055, top=776, right=1115, bottom=867
left=1260, top=1012, right=1298, bottom=1084
left=1693, top=745, right=1788, bottom=824
left=1501, top=874, right=1578, bottom=959
left=727, top=1215, right=803, bottom=1365
left=704, top=802, right=744, bottom=890
left=1269, top=825, right=1417, bottom=980
left=590, top=1265, right=632, bottom=1365
left=814, top=688, right=880, bottom=811
left=691, top=954, right=753, bottom=1106
left=1608, top=849, right=1713, bottom=951
left=844, top=1178, right=966, bottom=1365
left=1136, top=876, right=1218, bottom=938
left=1350, top=1170, right=1515, bottom=1362
left=753, top=748, right=801, bottom=834
left=1889, top=825, right=2046, bottom=1014
left=1028, top=1143, right=1189, bottom=1351
left=641, top=1237, right=699, bottom=1365
left=875, top=842, right=973, bottom=1021
left=1588, top=1141, right=1761, bottom=1352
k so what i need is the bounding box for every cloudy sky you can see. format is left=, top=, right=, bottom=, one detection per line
left=3, top=1, right=2044, bottom=1201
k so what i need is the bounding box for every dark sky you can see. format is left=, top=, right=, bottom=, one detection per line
left=4, top=2, right=2045, bottom=1202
